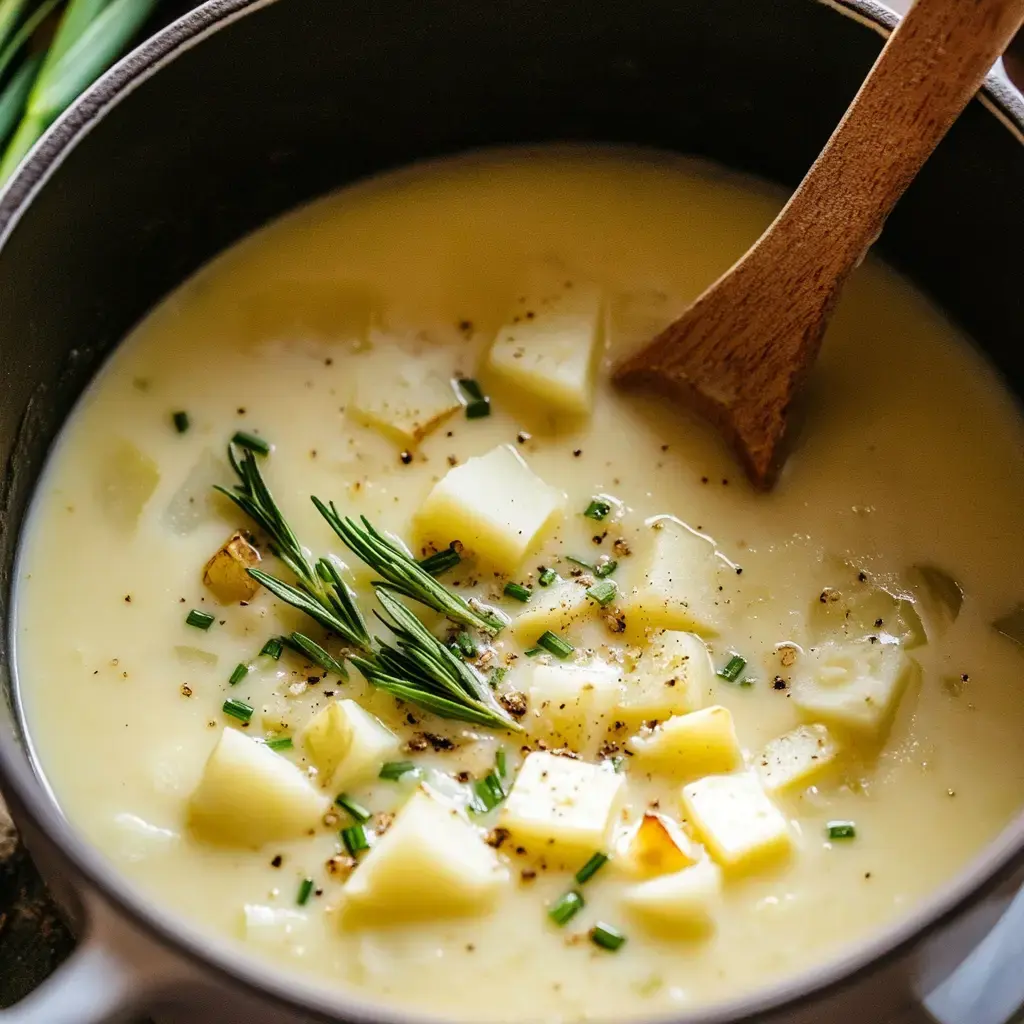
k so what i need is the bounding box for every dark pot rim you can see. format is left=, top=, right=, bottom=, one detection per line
left=1, top=2, right=1023, bottom=1022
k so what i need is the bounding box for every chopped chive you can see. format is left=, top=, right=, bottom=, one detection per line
left=504, top=581, right=532, bottom=603
left=456, top=632, right=477, bottom=658
left=172, top=410, right=190, bottom=433
left=717, top=654, right=747, bottom=683
left=186, top=609, right=215, bottom=630
left=827, top=821, right=857, bottom=840
left=222, top=698, right=253, bottom=723
left=457, top=378, right=485, bottom=401
left=537, top=630, right=574, bottom=659
left=496, top=748, right=507, bottom=778
left=548, top=890, right=584, bottom=926
left=575, top=852, right=609, bottom=885
left=566, top=555, right=596, bottom=572
left=489, top=666, right=507, bottom=689
left=231, top=430, right=271, bottom=455
left=341, top=824, right=370, bottom=855
left=335, top=794, right=372, bottom=823
left=285, top=632, right=347, bottom=677
left=586, top=580, right=618, bottom=607
left=524, top=647, right=544, bottom=657
left=609, top=755, right=626, bottom=773
left=594, top=560, right=618, bottom=579
left=583, top=499, right=612, bottom=521
left=260, top=637, right=284, bottom=660
left=418, top=546, right=461, bottom=576
left=266, top=736, right=293, bottom=751
left=379, top=761, right=418, bottom=781
left=296, top=877, right=314, bottom=906
left=538, top=568, right=558, bottom=587
left=589, top=922, right=626, bottom=951
left=457, top=379, right=491, bottom=419
left=471, top=771, right=506, bottom=813
left=228, top=663, right=248, bottom=686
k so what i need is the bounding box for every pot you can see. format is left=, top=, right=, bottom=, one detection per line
left=1, top=1, right=1023, bottom=1021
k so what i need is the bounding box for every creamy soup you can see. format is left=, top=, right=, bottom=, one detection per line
left=14, top=148, right=1024, bottom=1022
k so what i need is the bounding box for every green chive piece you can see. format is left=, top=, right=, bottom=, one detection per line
left=172, top=410, right=189, bottom=433
left=296, top=877, right=314, bottom=905
left=418, top=546, right=461, bottom=576
left=457, top=378, right=491, bottom=419
left=566, top=555, right=596, bottom=572
left=575, top=852, right=609, bottom=885
left=538, top=568, right=558, bottom=587
left=471, top=771, right=506, bottom=814
left=489, top=666, right=507, bottom=689
left=717, top=654, right=747, bottom=683
left=266, top=736, right=293, bottom=752
left=496, top=748, right=507, bottom=779
left=537, top=630, right=574, bottom=659
left=827, top=821, right=857, bottom=840
left=594, top=560, right=618, bottom=579
left=285, top=631, right=347, bottom=677
left=228, top=662, right=248, bottom=686
left=260, top=637, right=284, bottom=660
left=456, top=632, right=477, bottom=658
left=583, top=499, right=611, bottom=521
left=231, top=430, right=271, bottom=455
left=504, top=581, right=532, bottom=603
left=457, top=378, right=484, bottom=401
left=586, top=580, right=618, bottom=607
left=186, top=608, right=214, bottom=630
left=335, top=794, right=372, bottom=823
left=379, top=761, right=418, bottom=781
left=341, top=823, right=369, bottom=855
left=222, top=698, right=253, bottom=723
left=524, top=647, right=544, bottom=657
left=589, top=922, right=626, bottom=951
left=548, top=890, right=584, bottom=926
left=609, top=755, right=626, bottom=773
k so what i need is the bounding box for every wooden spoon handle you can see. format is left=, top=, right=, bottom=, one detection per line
left=769, top=0, right=1024, bottom=274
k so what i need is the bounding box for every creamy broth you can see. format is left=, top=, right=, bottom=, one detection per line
left=15, top=148, right=1024, bottom=1022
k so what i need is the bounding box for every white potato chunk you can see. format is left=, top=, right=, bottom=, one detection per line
left=342, top=787, right=507, bottom=921
left=242, top=905, right=311, bottom=956
left=300, top=699, right=400, bottom=791
left=506, top=579, right=593, bottom=640
left=621, top=518, right=728, bottom=636
left=203, top=530, right=262, bottom=604
left=349, top=340, right=460, bottom=444
left=758, top=724, right=840, bottom=796
left=524, top=659, right=623, bottom=752
left=189, top=729, right=328, bottom=847
left=97, top=439, right=159, bottom=531
left=628, top=706, right=743, bottom=778
left=163, top=448, right=235, bottom=535
left=615, top=812, right=699, bottom=879
left=792, top=639, right=918, bottom=739
left=415, top=445, right=565, bottom=572
left=617, top=631, right=713, bottom=722
left=621, top=859, right=722, bottom=935
left=500, top=751, right=625, bottom=859
left=681, top=773, right=792, bottom=873
left=487, top=268, right=603, bottom=415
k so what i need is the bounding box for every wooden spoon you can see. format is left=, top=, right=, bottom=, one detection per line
left=614, top=0, right=1024, bottom=489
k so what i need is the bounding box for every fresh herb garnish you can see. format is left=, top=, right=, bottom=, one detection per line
left=418, top=545, right=461, bottom=577
left=231, top=430, right=271, bottom=456
left=538, top=568, right=558, bottom=587
left=489, top=666, right=507, bottom=688
left=228, top=662, right=248, bottom=686
left=186, top=609, right=214, bottom=630
left=549, top=891, right=584, bottom=926
left=222, top=698, right=253, bottom=723
left=172, top=411, right=189, bottom=434
left=586, top=580, right=617, bottom=607
left=296, top=877, right=314, bottom=906
left=456, top=378, right=490, bottom=419
left=717, top=654, right=747, bottom=683
left=523, top=647, right=544, bottom=657
left=575, top=852, right=609, bottom=885
left=471, top=771, right=506, bottom=813
left=260, top=637, right=284, bottom=660
left=827, top=821, right=857, bottom=840
left=537, top=630, right=574, bottom=659
left=379, top=761, right=418, bottom=781
left=335, top=794, right=371, bottom=823
left=504, top=581, right=532, bottom=603
left=266, top=736, right=293, bottom=752
left=496, top=748, right=507, bottom=779
left=589, top=922, right=626, bottom=951
left=583, top=499, right=611, bottom=521
left=284, top=631, right=348, bottom=678
left=565, top=555, right=617, bottom=578
left=341, top=824, right=370, bottom=855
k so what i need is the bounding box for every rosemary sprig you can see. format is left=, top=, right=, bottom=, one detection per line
left=311, top=497, right=504, bottom=634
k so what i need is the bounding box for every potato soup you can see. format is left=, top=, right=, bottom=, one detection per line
left=14, top=148, right=1024, bottom=1022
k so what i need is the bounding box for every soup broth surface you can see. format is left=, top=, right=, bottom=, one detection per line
left=15, top=148, right=1024, bottom=1022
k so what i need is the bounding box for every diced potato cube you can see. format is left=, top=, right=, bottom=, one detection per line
left=415, top=445, right=565, bottom=572
left=342, top=787, right=507, bottom=921
left=506, top=579, right=593, bottom=640
left=792, top=640, right=918, bottom=739
left=523, top=659, right=623, bottom=752
left=500, top=751, right=625, bottom=858
left=617, top=631, right=713, bottom=722
left=681, top=773, right=792, bottom=872
left=242, top=905, right=310, bottom=956
left=628, top=706, right=743, bottom=778
left=487, top=269, right=603, bottom=415
left=621, top=518, right=728, bottom=636
left=189, top=728, right=328, bottom=847
left=621, top=859, right=722, bottom=935
left=350, top=340, right=460, bottom=444
left=616, top=812, right=699, bottom=879
left=758, top=724, right=840, bottom=796
left=163, top=448, right=234, bottom=535
left=97, top=439, right=159, bottom=531
left=203, top=531, right=262, bottom=604
left=300, top=699, right=400, bottom=790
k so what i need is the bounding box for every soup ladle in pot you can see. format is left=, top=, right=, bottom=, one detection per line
left=613, top=0, right=1024, bottom=489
